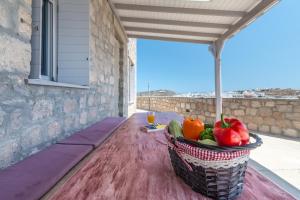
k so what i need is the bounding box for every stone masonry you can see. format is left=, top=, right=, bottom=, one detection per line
left=137, top=97, right=300, bottom=138
left=0, top=0, right=136, bottom=169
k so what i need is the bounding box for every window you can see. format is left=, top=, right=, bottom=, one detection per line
left=30, top=0, right=89, bottom=87
left=41, top=0, right=55, bottom=80
left=30, top=0, right=57, bottom=81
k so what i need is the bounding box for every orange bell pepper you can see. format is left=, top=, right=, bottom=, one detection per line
left=182, top=117, right=205, bottom=140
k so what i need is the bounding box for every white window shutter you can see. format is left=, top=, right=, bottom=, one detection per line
left=57, top=0, right=89, bottom=86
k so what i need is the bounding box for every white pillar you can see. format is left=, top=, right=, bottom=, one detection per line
left=209, top=40, right=224, bottom=122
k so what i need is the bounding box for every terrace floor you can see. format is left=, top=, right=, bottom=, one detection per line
left=249, top=134, right=300, bottom=198
left=136, top=109, right=300, bottom=199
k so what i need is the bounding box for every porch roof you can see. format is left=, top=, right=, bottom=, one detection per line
left=109, top=0, right=279, bottom=44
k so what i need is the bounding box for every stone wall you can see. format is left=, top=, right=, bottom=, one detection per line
left=137, top=97, right=300, bottom=138
left=0, top=0, right=135, bottom=169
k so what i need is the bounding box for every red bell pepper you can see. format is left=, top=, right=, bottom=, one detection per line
left=214, top=114, right=250, bottom=147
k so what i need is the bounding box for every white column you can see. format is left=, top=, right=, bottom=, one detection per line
left=209, top=40, right=224, bottom=122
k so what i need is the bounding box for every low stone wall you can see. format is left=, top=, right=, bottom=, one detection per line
left=137, top=97, right=300, bottom=138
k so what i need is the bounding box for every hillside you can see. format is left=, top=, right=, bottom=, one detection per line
left=137, top=90, right=176, bottom=97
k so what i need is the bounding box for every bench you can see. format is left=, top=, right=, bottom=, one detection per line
left=57, top=117, right=126, bottom=147
left=0, top=117, right=126, bottom=200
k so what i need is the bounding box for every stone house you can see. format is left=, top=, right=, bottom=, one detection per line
left=0, top=0, right=137, bottom=169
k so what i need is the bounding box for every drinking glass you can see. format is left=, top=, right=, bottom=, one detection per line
left=147, top=112, right=155, bottom=125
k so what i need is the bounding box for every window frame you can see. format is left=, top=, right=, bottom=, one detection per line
left=40, top=0, right=57, bottom=81
left=30, top=0, right=57, bottom=81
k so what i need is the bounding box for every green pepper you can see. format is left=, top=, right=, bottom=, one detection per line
left=200, top=128, right=215, bottom=141
left=204, top=123, right=214, bottom=129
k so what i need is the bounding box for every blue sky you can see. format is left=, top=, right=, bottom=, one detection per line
left=137, top=0, right=300, bottom=93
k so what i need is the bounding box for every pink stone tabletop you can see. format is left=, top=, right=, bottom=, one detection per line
left=50, top=113, right=295, bottom=200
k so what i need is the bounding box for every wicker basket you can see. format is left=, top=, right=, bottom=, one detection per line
left=165, top=128, right=262, bottom=200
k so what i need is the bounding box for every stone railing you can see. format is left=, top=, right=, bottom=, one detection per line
left=137, top=96, right=300, bottom=138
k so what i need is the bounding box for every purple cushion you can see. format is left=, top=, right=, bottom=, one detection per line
left=0, top=144, right=92, bottom=200
left=58, top=117, right=126, bottom=147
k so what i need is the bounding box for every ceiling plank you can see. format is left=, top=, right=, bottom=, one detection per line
left=220, top=0, right=279, bottom=41
left=107, top=0, right=128, bottom=41
left=115, top=3, right=246, bottom=17
left=120, top=17, right=231, bottom=29
left=128, top=34, right=213, bottom=44
left=125, top=26, right=221, bottom=38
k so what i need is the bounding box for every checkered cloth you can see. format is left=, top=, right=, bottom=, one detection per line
left=165, top=129, right=250, bottom=162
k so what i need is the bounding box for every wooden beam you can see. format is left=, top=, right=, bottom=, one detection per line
left=125, top=26, right=221, bottom=38
left=220, top=0, right=279, bottom=41
left=115, top=3, right=246, bottom=17
left=120, top=17, right=231, bottom=29
left=127, top=34, right=213, bottom=44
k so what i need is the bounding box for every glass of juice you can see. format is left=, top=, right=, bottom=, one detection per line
left=147, top=112, right=155, bottom=125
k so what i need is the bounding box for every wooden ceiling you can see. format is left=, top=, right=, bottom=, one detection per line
left=109, top=0, right=279, bottom=44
